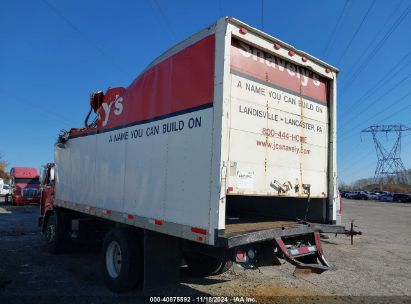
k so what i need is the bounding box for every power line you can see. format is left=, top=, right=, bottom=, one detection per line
left=151, top=0, right=177, bottom=40
left=341, top=2, right=411, bottom=88
left=0, top=88, right=76, bottom=127
left=378, top=104, right=411, bottom=125
left=339, top=89, right=411, bottom=143
left=323, top=0, right=351, bottom=57
left=339, top=74, right=411, bottom=125
left=261, top=0, right=264, bottom=31
left=342, top=91, right=411, bottom=141
left=338, top=50, right=411, bottom=121
left=41, top=0, right=129, bottom=77
left=335, top=0, right=376, bottom=66
left=338, top=102, right=411, bottom=167
left=361, top=124, right=411, bottom=184
left=339, top=0, right=403, bottom=85
left=340, top=103, right=411, bottom=151
left=338, top=104, right=411, bottom=173
left=339, top=140, right=411, bottom=176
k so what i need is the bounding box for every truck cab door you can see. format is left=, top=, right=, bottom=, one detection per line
left=40, top=165, right=55, bottom=218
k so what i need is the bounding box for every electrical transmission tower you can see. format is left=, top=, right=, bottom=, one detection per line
left=361, top=124, right=411, bottom=184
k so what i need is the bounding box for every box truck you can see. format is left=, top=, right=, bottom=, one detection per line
left=10, top=167, right=40, bottom=205
left=39, top=17, right=353, bottom=292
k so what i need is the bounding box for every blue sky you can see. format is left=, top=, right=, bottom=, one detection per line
left=1, top=0, right=410, bottom=184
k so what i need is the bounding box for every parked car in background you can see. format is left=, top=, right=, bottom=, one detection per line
left=380, top=193, right=394, bottom=202
left=377, top=191, right=391, bottom=200
left=346, top=191, right=368, bottom=200
left=345, top=191, right=358, bottom=199
left=0, top=183, right=10, bottom=196
left=392, top=194, right=411, bottom=203
left=365, top=192, right=379, bottom=200
left=355, top=191, right=369, bottom=200
left=340, top=191, right=350, bottom=198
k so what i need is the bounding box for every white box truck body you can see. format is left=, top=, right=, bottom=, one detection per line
left=41, top=17, right=344, bottom=292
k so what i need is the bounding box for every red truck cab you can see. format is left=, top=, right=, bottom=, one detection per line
left=10, top=167, right=41, bottom=205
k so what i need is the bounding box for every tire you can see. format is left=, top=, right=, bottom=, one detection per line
left=102, top=228, right=142, bottom=292
left=44, top=210, right=71, bottom=254
left=184, top=253, right=232, bottom=277
left=214, top=260, right=233, bottom=275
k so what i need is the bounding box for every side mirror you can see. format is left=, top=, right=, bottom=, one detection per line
left=50, top=167, right=55, bottom=183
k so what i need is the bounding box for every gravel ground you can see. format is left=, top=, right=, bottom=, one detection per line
left=0, top=197, right=410, bottom=303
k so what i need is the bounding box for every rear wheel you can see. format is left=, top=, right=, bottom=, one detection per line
left=184, top=253, right=232, bottom=277
left=102, top=228, right=142, bottom=292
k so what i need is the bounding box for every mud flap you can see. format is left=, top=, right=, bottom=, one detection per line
left=143, top=230, right=181, bottom=290
left=274, top=231, right=331, bottom=273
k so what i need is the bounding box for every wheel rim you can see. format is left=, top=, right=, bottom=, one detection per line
left=46, top=222, right=56, bottom=243
left=106, top=241, right=122, bottom=278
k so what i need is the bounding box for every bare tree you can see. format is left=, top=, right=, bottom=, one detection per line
left=0, top=153, right=10, bottom=180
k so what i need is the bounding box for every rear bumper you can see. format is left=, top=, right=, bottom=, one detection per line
left=12, top=196, right=40, bottom=204
left=215, top=222, right=348, bottom=248
left=216, top=224, right=316, bottom=248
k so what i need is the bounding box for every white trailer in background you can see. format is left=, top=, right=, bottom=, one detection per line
left=40, top=17, right=352, bottom=292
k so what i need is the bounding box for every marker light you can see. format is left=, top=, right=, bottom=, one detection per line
left=239, top=27, right=248, bottom=35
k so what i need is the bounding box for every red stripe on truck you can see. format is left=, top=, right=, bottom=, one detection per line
left=230, top=38, right=328, bottom=105
left=154, top=219, right=163, bottom=226
left=70, top=35, right=215, bottom=138
left=127, top=214, right=135, bottom=220
left=191, top=227, right=207, bottom=235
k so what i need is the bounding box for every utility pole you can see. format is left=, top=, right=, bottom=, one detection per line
left=361, top=124, right=411, bottom=185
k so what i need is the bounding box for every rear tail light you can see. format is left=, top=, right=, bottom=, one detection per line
left=247, top=249, right=256, bottom=260
left=236, top=249, right=246, bottom=262
left=235, top=248, right=257, bottom=263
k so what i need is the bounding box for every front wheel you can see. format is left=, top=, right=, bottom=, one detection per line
left=44, top=210, right=71, bottom=254
left=102, top=228, right=142, bottom=292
